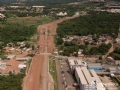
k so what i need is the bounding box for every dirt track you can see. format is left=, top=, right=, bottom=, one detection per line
left=23, top=16, right=76, bottom=90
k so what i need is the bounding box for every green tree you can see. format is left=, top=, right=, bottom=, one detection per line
left=99, top=55, right=102, bottom=60
left=56, top=37, right=63, bottom=45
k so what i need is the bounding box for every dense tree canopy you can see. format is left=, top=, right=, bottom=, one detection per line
left=0, top=23, right=36, bottom=44
left=57, top=12, right=120, bottom=37
left=88, top=43, right=112, bottom=55
left=0, top=73, right=25, bottom=90
left=110, top=48, right=120, bottom=60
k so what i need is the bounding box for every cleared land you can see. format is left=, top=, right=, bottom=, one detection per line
left=0, top=16, right=55, bottom=27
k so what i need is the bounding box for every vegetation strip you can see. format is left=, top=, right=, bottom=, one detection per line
left=49, top=56, right=58, bottom=90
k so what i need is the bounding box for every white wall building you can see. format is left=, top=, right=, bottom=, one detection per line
left=75, top=67, right=105, bottom=90
left=18, top=64, right=26, bottom=69
left=68, top=57, right=87, bottom=72
left=16, top=57, right=30, bottom=61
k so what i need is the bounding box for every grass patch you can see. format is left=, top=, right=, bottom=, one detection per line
left=49, top=56, right=58, bottom=90
left=0, top=52, right=7, bottom=58
left=26, top=59, right=32, bottom=73
left=5, top=16, right=55, bottom=26
left=40, top=75, right=42, bottom=85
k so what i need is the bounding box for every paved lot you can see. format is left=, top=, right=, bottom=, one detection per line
left=61, top=60, right=75, bottom=86
left=56, top=59, right=76, bottom=90
left=56, top=60, right=65, bottom=90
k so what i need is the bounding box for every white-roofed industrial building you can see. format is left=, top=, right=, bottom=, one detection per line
left=67, top=57, right=87, bottom=74
left=87, top=63, right=103, bottom=70
left=75, top=67, right=105, bottom=90
left=16, top=57, right=30, bottom=61
left=75, top=67, right=88, bottom=90
left=90, top=70, right=105, bottom=90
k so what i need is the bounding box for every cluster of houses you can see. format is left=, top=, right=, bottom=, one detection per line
left=3, top=42, right=34, bottom=54
left=0, top=6, right=45, bottom=13
left=0, top=41, right=35, bottom=75
left=94, top=2, right=120, bottom=13
left=62, top=34, right=113, bottom=45
left=0, top=13, right=5, bottom=18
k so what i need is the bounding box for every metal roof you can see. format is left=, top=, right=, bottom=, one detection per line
left=90, top=70, right=101, bottom=83
left=68, top=57, right=85, bottom=66
left=75, top=67, right=87, bottom=84
left=108, top=67, right=116, bottom=71
left=88, top=66, right=103, bottom=68
left=81, top=67, right=93, bottom=84
left=90, top=70, right=105, bottom=90
left=87, top=63, right=101, bottom=66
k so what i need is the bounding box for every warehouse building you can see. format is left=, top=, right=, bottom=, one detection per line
left=75, top=67, right=88, bottom=90
left=67, top=57, right=87, bottom=73
left=16, top=57, right=30, bottom=61
left=108, top=67, right=120, bottom=74
left=87, top=63, right=103, bottom=70
left=75, top=67, right=105, bottom=90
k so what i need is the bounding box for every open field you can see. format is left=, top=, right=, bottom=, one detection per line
left=49, top=56, right=58, bottom=90
left=8, top=16, right=55, bottom=26
left=0, top=16, right=55, bottom=27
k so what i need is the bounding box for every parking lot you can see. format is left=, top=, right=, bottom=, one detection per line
left=55, top=58, right=76, bottom=90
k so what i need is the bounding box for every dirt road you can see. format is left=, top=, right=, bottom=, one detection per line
left=102, top=42, right=114, bottom=59
left=23, top=16, right=76, bottom=90
left=23, top=55, right=43, bottom=90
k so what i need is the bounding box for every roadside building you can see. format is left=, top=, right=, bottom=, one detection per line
left=87, top=63, right=103, bottom=70
left=53, top=51, right=58, bottom=55
left=16, top=57, right=30, bottom=61
left=108, top=67, right=117, bottom=74
left=67, top=57, right=87, bottom=73
left=90, top=70, right=105, bottom=90
left=56, top=12, right=67, bottom=16
left=115, top=60, right=120, bottom=65
left=0, top=62, right=6, bottom=70
left=32, top=6, right=45, bottom=8
left=108, top=67, right=120, bottom=74
left=18, top=64, right=26, bottom=69
left=78, top=49, right=83, bottom=55
left=75, top=67, right=105, bottom=90
left=75, top=67, right=88, bottom=90
left=88, top=65, right=103, bottom=70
